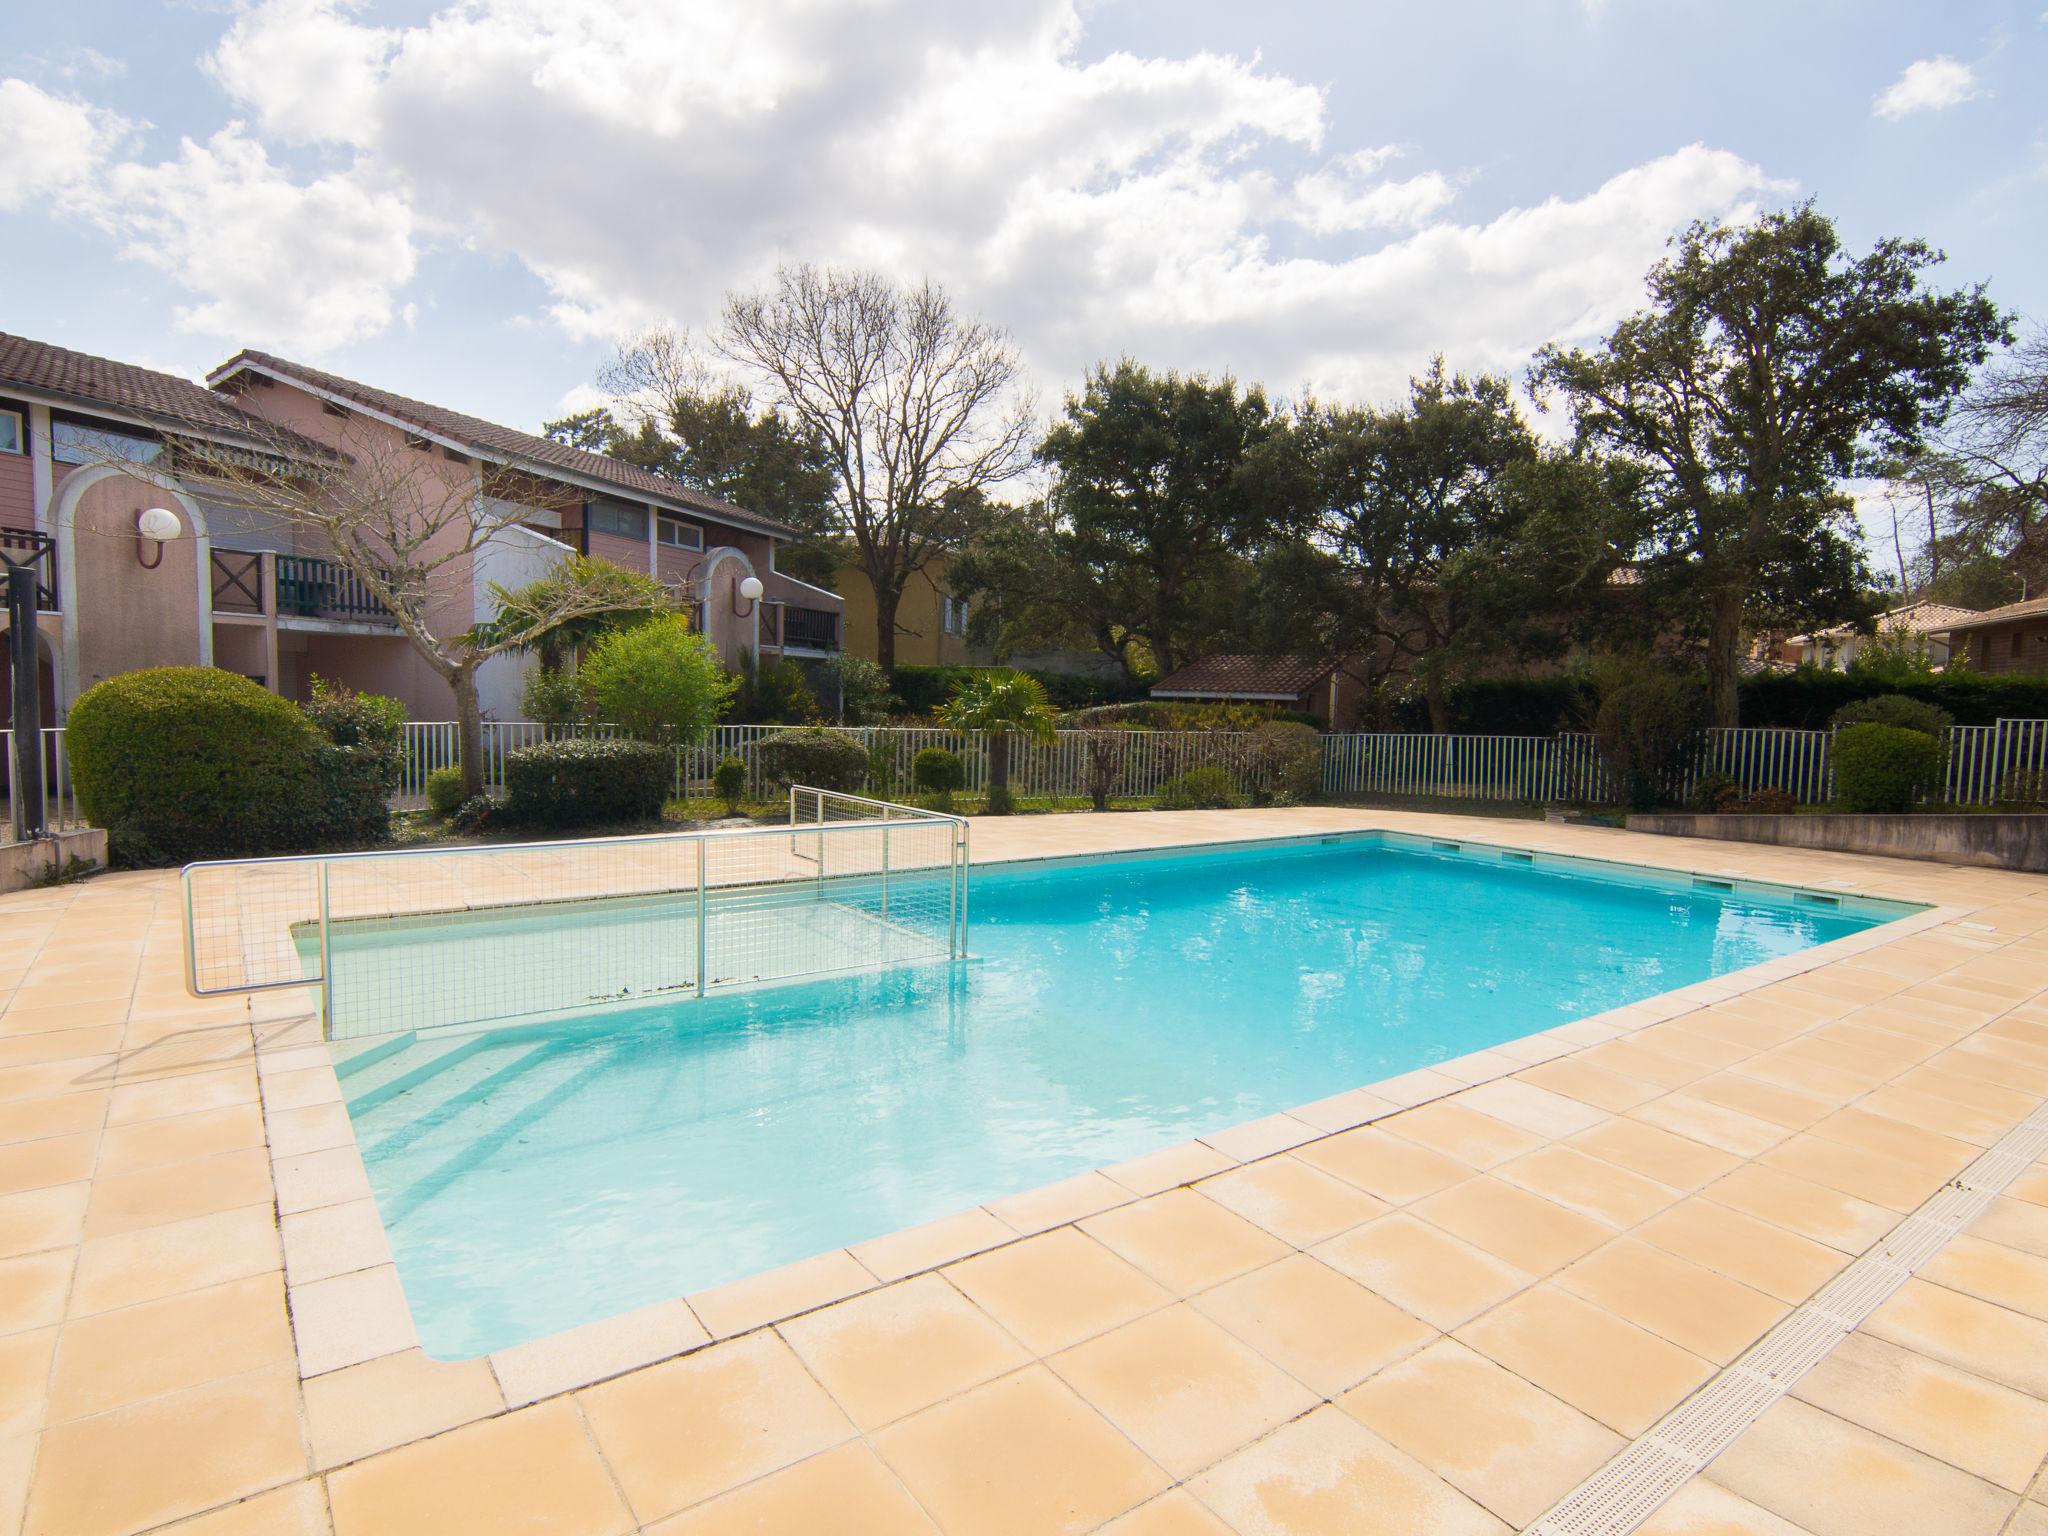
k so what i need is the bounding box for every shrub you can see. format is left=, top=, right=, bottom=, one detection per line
left=300, top=678, right=403, bottom=848
left=727, top=656, right=819, bottom=725
left=450, top=795, right=497, bottom=835
left=913, top=747, right=965, bottom=810
left=1830, top=693, right=1953, bottom=737
left=757, top=726, right=869, bottom=792
left=1594, top=670, right=1704, bottom=811
left=68, top=667, right=319, bottom=865
left=425, top=766, right=466, bottom=818
left=1248, top=722, right=1320, bottom=806
left=815, top=654, right=892, bottom=725
left=1738, top=787, right=1800, bottom=815
left=521, top=666, right=587, bottom=734
left=1689, top=770, right=1739, bottom=814
left=1081, top=728, right=1131, bottom=812
left=301, top=676, right=404, bottom=751
left=503, top=737, right=671, bottom=828
left=581, top=616, right=735, bottom=743
left=1832, top=723, right=1944, bottom=814
left=711, top=756, right=748, bottom=814
left=1157, top=766, right=1241, bottom=810
left=891, top=664, right=1148, bottom=717
left=984, top=783, right=1015, bottom=815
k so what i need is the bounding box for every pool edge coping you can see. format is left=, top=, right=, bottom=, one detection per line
left=240, top=814, right=1981, bottom=1425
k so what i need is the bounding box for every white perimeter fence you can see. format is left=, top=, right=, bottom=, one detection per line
left=0, top=728, right=81, bottom=837
left=181, top=787, right=968, bottom=1039
left=396, top=717, right=2048, bottom=812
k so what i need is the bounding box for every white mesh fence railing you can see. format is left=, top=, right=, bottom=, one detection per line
left=182, top=789, right=967, bottom=1040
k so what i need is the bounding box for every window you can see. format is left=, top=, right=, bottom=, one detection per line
left=587, top=498, right=649, bottom=540
left=0, top=410, right=22, bottom=456
left=656, top=514, right=703, bottom=551
left=51, top=418, right=160, bottom=467
left=942, top=593, right=968, bottom=635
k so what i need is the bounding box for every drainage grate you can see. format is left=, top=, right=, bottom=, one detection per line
left=1524, top=1097, right=2048, bottom=1536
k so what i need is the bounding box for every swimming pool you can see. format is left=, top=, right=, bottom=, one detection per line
left=329, top=832, right=1907, bottom=1358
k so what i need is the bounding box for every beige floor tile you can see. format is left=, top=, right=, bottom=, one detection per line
left=985, top=1171, right=1129, bottom=1235
left=687, top=1248, right=877, bottom=1338
left=23, top=1365, right=308, bottom=1536
left=262, top=1102, right=356, bottom=1158
left=46, top=1271, right=294, bottom=1422
left=80, top=1147, right=271, bottom=1240
left=1051, top=1303, right=1315, bottom=1477
left=1379, top=1101, right=1543, bottom=1169
left=1966, top=1195, right=2048, bottom=1259
left=1102, top=1139, right=1233, bottom=1197
left=1340, top=1337, right=1624, bottom=1528
left=642, top=1442, right=937, bottom=1536
left=1576, top=1039, right=1711, bottom=1091
left=94, top=1101, right=266, bottom=1178
left=1454, top=1078, right=1609, bottom=1139
left=104, top=1066, right=257, bottom=1127
left=849, top=1206, right=1014, bottom=1282
left=491, top=1297, right=710, bottom=1406
left=1703, top=1164, right=1897, bottom=1253
left=1633, top=1198, right=1847, bottom=1304
left=68, top=1204, right=280, bottom=1315
left=873, top=1365, right=1169, bottom=1536
left=1411, top=1176, right=1613, bottom=1276
left=2008, top=1506, right=2048, bottom=1536
left=777, top=1272, right=1028, bottom=1431
left=1755, top=1134, right=1950, bottom=1212
left=0, top=1327, right=55, bottom=1439
left=1314, top=1213, right=1535, bottom=1331
left=1856, top=1085, right=2015, bottom=1146
left=1555, top=1239, right=1786, bottom=1363
left=1629, top=1093, right=1790, bottom=1158
left=1191, top=1253, right=1434, bottom=1395
left=1803, top=1105, right=1978, bottom=1172
left=1495, top=1144, right=1682, bottom=1227
left=2008, top=1162, right=2048, bottom=1208
left=1200, top=1111, right=1319, bottom=1161
left=280, top=1198, right=392, bottom=1287
left=1079, top=1188, right=1288, bottom=1295
left=1635, top=1477, right=1824, bottom=1535
left=0, top=1183, right=88, bottom=1261
left=578, top=1330, right=854, bottom=1523
left=945, top=1226, right=1169, bottom=1355
left=1191, top=1403, right=1510, bottom=1536
left=1919, top=1233, right=2048, bottom=1320
left=1097, top=1488, right=1236, bottom=1536
left=290, top=1263, right=416, bottom=1376
left=0, top=1132, right=96, bottom=1197
left=1568, top=1117, right=1742, bottom=1190
left=1707, top=1397, right=2011, bottom=1536
left=150, top=1480, right=330, bottom=1536
left=0, top=1091, right=106, bottom=1148
left=1291, top=1125, right=1474, bottom=1204
left=1196, top=1155, right=1387, bottom=1246
left=328, top=1397, right=633, bottom=1536
left=0, top=1250, right=71, bottom=1337
left=1791, top=1331, right=2048, bottom=1492
left=306, top=1347, right=505, bottom=1470
left=1455, top=1283, right=1713, bottom=1436
left=1513, top=1057, right=1663, bottom=1113
left=1864, top=1277, right=2048, bottom=1400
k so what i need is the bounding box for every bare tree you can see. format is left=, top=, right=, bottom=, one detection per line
left=718, top=265, right=1035, bottom=672
left=162, top=414, right=670, bottom=797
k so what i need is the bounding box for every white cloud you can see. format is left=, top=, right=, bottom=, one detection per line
left=24, top=0, right=1790, bottom=393
left=0, top=80, right=130, bottom=210
left=1873, top=56, right=1980, bottom=120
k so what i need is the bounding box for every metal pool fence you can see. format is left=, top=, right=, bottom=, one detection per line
left=0, top=727, right=80, bottom=838
left=392, top=717, right=2048, bottom=812
left=181, top=787, right=968, bottom=1040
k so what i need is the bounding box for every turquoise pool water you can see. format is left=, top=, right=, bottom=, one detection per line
left=331, top=834, right=1901, bottom=1358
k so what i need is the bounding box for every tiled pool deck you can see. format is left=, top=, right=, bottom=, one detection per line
left=4, top=807, right=2048, bottom=1536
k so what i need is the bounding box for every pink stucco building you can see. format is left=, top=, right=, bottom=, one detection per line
left=0, top=334, right=841, bottom=726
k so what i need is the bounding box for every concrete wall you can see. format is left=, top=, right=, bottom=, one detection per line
left=1627, top=811, right=2048, bottom=873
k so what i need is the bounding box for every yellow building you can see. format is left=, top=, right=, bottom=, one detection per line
left=833, top=552, right=987, bottom=668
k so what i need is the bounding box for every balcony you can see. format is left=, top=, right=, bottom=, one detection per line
left=208, top=551, right=398, bottom=627
left=211, top=549, right=264, bottom=615
left=772, top=602, right=841, bottom=653
left=0, top=529, right=57, bottom=611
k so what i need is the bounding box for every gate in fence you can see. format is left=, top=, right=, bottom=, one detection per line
left=182, top=787, right=969, bottom=1039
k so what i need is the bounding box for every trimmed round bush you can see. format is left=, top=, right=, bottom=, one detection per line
left=711, top=756, right=748, bottom=812
left=1157, top=765, right=1241, bottom=810
left=912, top=747, right=965, bottom=796
left=1832, top=723, right=1943, bottom=814
left=503, top=737, right=671, bottom=828
left=67, top=667, right=319, bottom=865
left=1830, top=694, right=1953, bottom=737
left=756, top=726, right=868, bottom=792
left=425, top=767, right=466, bottom=818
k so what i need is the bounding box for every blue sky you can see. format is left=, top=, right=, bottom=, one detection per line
left=2, top=0, right=2041, bottom=556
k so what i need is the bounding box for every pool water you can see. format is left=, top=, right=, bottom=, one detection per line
left=331, top=834, right=1899, bottom=1358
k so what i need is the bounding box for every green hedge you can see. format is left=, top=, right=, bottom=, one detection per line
left=1833, top=723, right=1945, bottom=813
left=890, top=664, right=1147, bottom=716
left=1157, top=766, right=1242, bottom=809
left=68, top=668, right=320, bottom=865
left=756, top=726, right=868, bottom=792
left=503, top=737, right=670, bottom=828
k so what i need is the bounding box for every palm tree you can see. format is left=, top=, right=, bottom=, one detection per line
left=939, top=670, right=1057, bottom=813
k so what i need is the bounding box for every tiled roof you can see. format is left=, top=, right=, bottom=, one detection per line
left=1945, top=593, right=2048, bottom=630
left=0, top=332, right=296, bottom=446
left=1789, top=600, right=1983, bottom=645
left=1151, top=655, right=1331, bottom=699
left=208, top=350, right=797, bottom=539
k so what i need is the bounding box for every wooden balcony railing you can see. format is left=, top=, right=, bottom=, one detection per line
left=275, top=555, right=396, bottom=624
left=0, top=529, right=57, bottom=611
left=210, top=550, right=264, bottom=614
